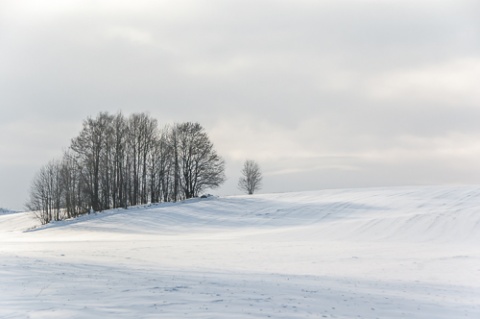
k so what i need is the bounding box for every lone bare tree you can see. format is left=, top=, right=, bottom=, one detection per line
left=238, top=160, right=262, bottom=195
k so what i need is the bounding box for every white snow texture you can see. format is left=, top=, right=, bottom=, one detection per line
left=1, top=185, right=479, bottom=318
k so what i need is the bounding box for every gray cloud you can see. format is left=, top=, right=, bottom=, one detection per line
left=1, top=0, right=479, bottom=210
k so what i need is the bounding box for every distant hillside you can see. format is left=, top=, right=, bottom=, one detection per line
left=0, top=208, right=17, bottom=215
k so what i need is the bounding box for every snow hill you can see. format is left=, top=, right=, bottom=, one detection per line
left=1, top=185, right=479, bottom=318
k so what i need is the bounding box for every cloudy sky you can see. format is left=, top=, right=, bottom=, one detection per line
left=1, top=0, right=479, bottom=210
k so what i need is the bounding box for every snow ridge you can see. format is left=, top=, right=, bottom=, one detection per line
left=16, top=184, right=480, bottom=244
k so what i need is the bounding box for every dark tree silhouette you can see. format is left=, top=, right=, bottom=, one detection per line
left=26, top=112, right=227, bottom=224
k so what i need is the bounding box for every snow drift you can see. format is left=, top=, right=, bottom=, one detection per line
left=1, top=185, right=479, bottom=318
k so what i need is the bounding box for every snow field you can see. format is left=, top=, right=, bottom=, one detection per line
left=1, top=185, right=479, bottom=318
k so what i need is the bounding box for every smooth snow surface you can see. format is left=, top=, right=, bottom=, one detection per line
left=1, top=185, right=479, bottom=318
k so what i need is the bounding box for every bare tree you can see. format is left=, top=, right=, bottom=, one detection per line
left=126, top=113, right=158, bottom=205
left=110, top=112, right=128, bottom=209
left=71, top=112, right=114, bottom=211
left=176, top=122, right=225, bottom=198
left=238, top=159, right=262, bottom=195
left=153, top=125, right=176, bottom=202
left=170, top=124, right=181, bottom=202
left=26, top=167, right=50, bottom=224
left=26, top=160, right=63, bottom=224
left=60, top=150, right=86, bottom=218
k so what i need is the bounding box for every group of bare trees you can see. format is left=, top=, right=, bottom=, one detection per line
left=26, top=112, right=226, bottom=224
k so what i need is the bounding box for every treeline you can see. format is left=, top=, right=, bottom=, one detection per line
left=26, top=112, right=225, bottom=224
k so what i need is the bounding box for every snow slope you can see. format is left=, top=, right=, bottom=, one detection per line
left=1, top=185, right=479, bottom=318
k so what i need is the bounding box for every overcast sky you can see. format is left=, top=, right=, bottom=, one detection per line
left=1, top=0, right=479, bottom=210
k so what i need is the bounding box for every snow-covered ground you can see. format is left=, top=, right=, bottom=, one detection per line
left=1, top=185, right=479, bottom=318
